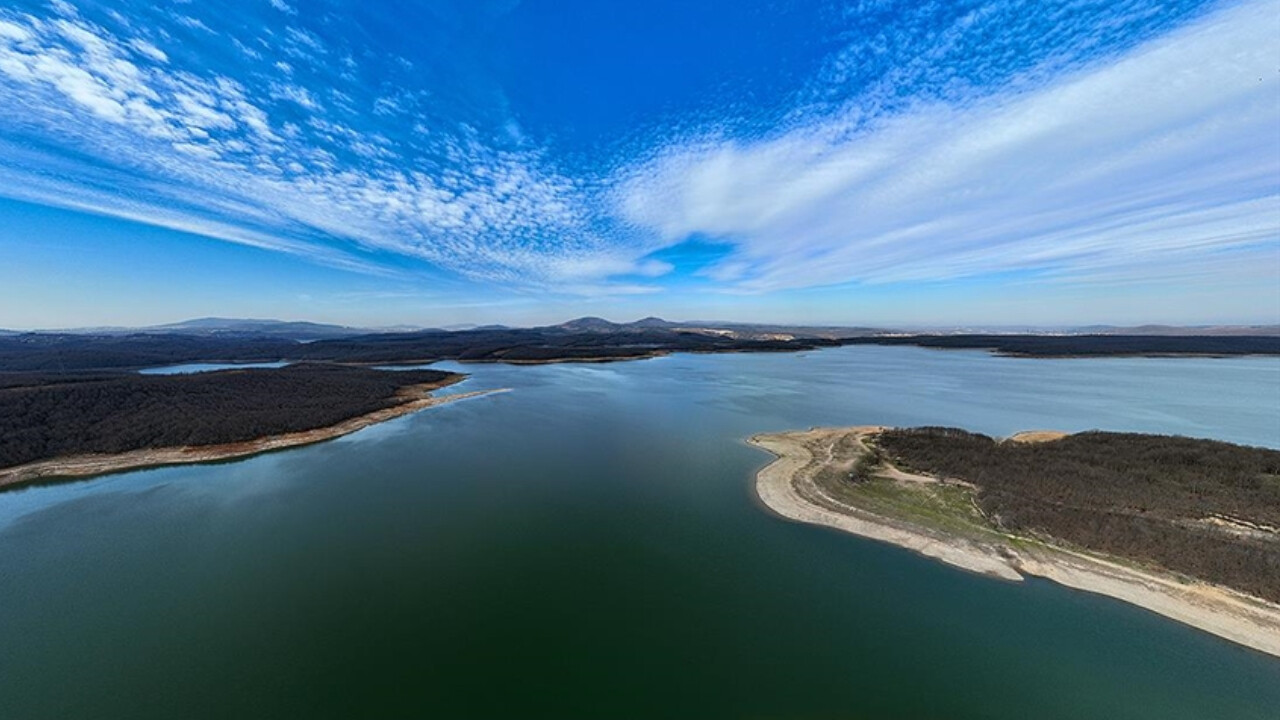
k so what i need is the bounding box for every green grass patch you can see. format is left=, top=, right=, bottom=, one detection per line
left=814, top=466, right=1001, bottom=542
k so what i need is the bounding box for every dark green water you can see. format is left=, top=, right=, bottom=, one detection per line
left=1, top=346, right=1278, bottom=719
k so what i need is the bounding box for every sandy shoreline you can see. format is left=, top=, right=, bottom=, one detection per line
left=749, top=426, right=1280, bottom=658
left=0, top=382, right=509, bottom=491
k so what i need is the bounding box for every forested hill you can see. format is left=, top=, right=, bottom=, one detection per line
left=874, top=428, right=1280, bottom=603
left=1, top=325, right=1277, bottom=372
left=0, top=325, right=826, bottom=372
left=0, top=364, right=457, bottom=474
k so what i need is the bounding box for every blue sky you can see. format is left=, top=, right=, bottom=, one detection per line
left=0, top=0, right=1276, bottom=328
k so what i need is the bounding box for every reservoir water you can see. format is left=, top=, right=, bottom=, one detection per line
left=138, top=361, right=291, bottom=374
left=1, top=346, right=1278, bottom=718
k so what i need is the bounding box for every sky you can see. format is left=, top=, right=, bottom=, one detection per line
left=0, top=0, right=1277, bottom=329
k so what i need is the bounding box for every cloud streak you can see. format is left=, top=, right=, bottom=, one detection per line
left=618, top=0, right=1279, bottom=292
left=0, top=0, right=1274, bottom=302
left=0, top=2, right=631, bottom=288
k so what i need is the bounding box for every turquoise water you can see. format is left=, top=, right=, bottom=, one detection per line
left=1, top=346, right=1278, bottom=718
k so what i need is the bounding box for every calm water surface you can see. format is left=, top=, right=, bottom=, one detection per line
left=138, top=361, right=291, bottom=374
left=2, top=346, right=1278, bottom=718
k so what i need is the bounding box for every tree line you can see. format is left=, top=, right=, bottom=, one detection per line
left=3, top=329, right=1275, bottom=373
left=0, top=364, right=455, bottom=470
left=874, top=427, right=1280, bottom=602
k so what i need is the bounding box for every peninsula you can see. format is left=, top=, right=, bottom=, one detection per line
left=0, top=363, right=505, bottom=490
left=750, top=426, right=1280, bottom=657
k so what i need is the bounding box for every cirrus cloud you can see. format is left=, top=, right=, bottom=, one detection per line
left=0, top=0, right=1274, bottom=303
left=616, top=0, right=1279, bottom=292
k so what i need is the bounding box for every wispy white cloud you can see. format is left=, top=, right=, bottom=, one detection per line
left=128, top=38, right=166, bottom=63
left=173, top=15, right=213, bottom=34
left=269, top=81, right=320, bottom=110
left=617, top=0, right=1279, bottom=292
left=0, top=0, right=1273, bottom=304
left=283, top=27, right=324, bottom=57
left=0, top=4, right=637, bottom=288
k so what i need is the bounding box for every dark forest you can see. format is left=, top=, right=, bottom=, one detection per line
left=1, top=326, right=1275, bottom=373
left=874, top=428, right=1280, bottom=602
left=0, top=364, right=456, bottom=471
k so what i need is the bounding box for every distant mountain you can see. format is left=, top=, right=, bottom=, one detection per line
left=550, top=316, right=685, bottom=332
left=25, top=318, right=431, bottom=341
left=148, top=318, right=366, bottom=340
left=553, top=317, right=626, bottom=332
left=41, top=315, right=1279, bottom=342
left=441, top=323, right=512, bottom=331
left=629, top=316, right=676, bottom=328
left=544, top=316, right=888, bottom=341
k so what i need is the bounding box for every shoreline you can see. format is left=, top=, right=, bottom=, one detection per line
left=0, top=382, right=509, bottom=491
left=104, top=344, right=1279, bottom=375
left=748, top=426, right=1280, bottom=658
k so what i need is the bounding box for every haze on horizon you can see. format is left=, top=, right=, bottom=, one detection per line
left=0, top=0, right=1277, bottom=330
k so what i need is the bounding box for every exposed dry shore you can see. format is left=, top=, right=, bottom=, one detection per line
left=0, top=382, right=508, bottom=490
left=749, top=426, right=1280, bottom=658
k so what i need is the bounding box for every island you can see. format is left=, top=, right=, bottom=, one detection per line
left=749, top=426, right=1280, bottom=657
left=0, top=363, right=505, bottom=490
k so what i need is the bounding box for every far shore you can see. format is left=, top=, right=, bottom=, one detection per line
left=749, top=426, right=1280, bottom=658
left=0, top=382, right=509, bottom=491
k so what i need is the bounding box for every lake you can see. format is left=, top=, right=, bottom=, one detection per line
left=138, top=361, right=291, bottom=374
left=1, top=346, right=1278, bottom=718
